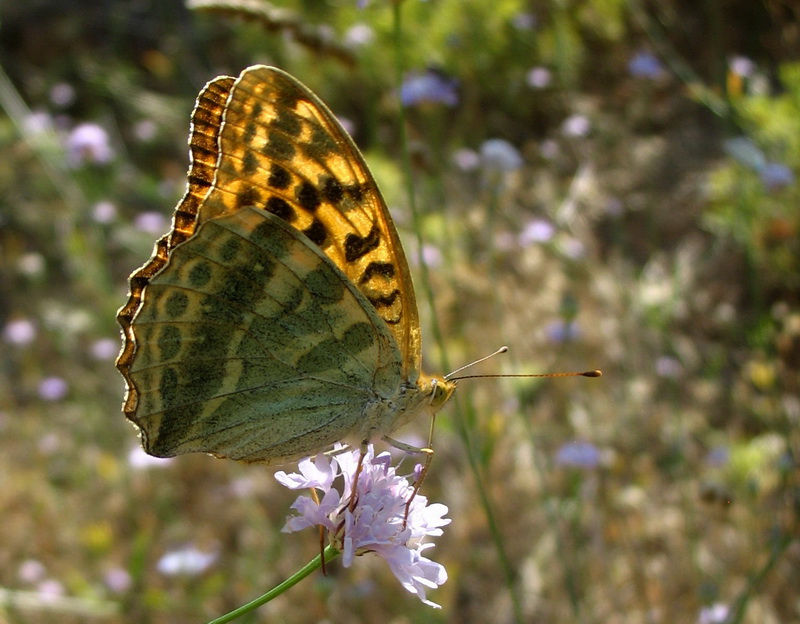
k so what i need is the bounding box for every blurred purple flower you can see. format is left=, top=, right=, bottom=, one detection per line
left=104, top=567, right=132, bottom=593
left=723, top=136, right=766, bottom=170
left=545, top=319, right=580, bottom=343
left=526, top=66, right=552, bottom=89
left=90, top=337, right=119, bottom=360
left=560, top=237, right=586, bottom=259
left=36, top=579, right=65, bottom=600
left=66, top=122, right=114, bottom=167
left=655, top=356, right=682, bottom=378
left=480, top=139, right=523, bottom=173
left=561, top=114, right=591, bottom=138
left=628, top=51, right=664, bottom=79
left=729, top=56, right=755, bottom=78
left=18, top=559, right=46, bottom=583
left=4, top=319, right=37, bottom=345
left=556, top=441, right=601, bottom=469
left=400, top=70, right=459, bottom=107
left=276, top=445, right=450, bottom=608
left=705, top=446, right=730, bottom=467
left=759, top=162, right=794, bottom=191
left=511, top=12, right=537, bottom=30
left=519, top=218, right=556, bottom=246
left=134, top=211, right=169, bottom=235
left=157, top=546, right=217, bottom=576
left=539, top=139, right=560, bottom=160
left=38, top=376, right=68, bottom=401
left=133, top=119, right=158, bottom=142
left=92, top=200, right=117, bottom=224
left=422, top=244, right=443, bottom=268
left=451, top=148, right=480, bottom=171
left=50, top=83, right=76, bottom=108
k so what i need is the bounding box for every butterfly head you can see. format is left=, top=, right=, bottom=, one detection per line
left=423, top=374, right=457, bottom=412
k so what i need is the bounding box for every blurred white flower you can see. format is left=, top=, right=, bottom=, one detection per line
left=17, top=252, right=46, bottom=278
left=526, top=67, right=552, bottom=89
left=4, top=319, right=37, bottom=345
left=561, top=114, right=591, bottom=138
left=128, top=446, right=173, bottom=469
left=157, top=546, right=217, bottom=576
left=345, top=23, right=375, bottom=47
left=24, top=111, right=55, bottom=135
left=698, top=603, right=730, bottom=624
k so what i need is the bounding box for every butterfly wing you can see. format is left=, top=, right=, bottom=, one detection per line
left=196, top=66, right=422, bottom=380
left=117, top=74, right=234, bottom=416
left=127, top=207, right=403, bottom=463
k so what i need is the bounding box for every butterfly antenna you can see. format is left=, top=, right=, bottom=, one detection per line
left=446, top=346, right=602, bottom=381
left=444, top=346, right=509, bottom=380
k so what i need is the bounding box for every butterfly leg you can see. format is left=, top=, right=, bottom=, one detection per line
left=382, top=435, right=435, bottom=528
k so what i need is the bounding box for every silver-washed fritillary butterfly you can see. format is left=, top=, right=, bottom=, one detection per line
left=116, top=65, right=457, bottom=464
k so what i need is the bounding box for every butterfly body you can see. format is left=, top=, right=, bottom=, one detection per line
left=116, top=66, right=455, bottom=464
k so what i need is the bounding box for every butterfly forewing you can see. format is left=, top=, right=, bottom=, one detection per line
left=196, top=66, right=421, bottom=378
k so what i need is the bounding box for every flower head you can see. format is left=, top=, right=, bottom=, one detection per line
left=628, top=51, right=664, bottom=79
left=400, top=70, right=459, bottom=107
left=276, top=445, right=450, bottom=607
left=66, top=122, right=114, bottom=167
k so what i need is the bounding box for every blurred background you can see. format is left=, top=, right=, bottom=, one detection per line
left=0, top=1, right=798, bottom=623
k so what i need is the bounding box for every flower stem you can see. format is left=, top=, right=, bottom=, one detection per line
left=205, top=545, right=340, bottom=624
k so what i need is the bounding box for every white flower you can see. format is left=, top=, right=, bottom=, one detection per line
left=276, top=445, right=450, bottom=608
left=157, top=546, right=217, bottom=576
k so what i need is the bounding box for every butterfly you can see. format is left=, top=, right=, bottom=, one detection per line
left=116, top=65, right=457, bottom=464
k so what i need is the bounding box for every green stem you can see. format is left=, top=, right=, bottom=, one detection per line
left=205, top=546, right=340, bottom=624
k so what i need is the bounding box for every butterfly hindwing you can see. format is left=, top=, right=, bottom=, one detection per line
left=127, top=208, right=403, bottom=463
